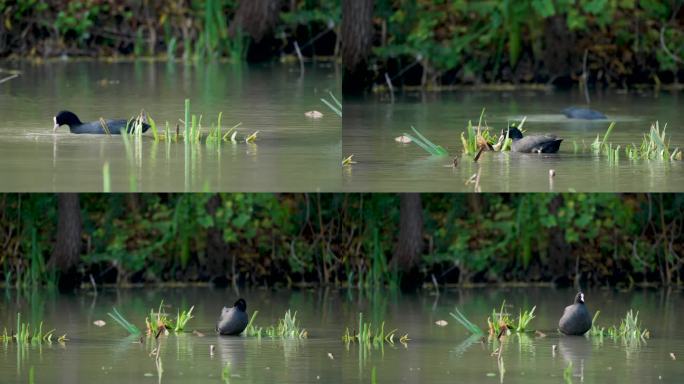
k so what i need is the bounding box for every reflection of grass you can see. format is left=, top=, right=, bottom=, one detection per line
left=342, top=312, right=409, bottom=346
left=563, top=361, right=573, bottom=384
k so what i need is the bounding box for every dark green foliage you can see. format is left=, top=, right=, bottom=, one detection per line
left=0, top=0, right=340, bottom=59
left=371, top=1, right=683, bottom=85
left=0, top=194, right=682, bottom=287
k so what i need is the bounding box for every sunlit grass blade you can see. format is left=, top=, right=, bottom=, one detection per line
left=449, top=307, right=484, bottom=335
left=107, top=308, right=141, bottom=336
left=403, top=126, right=448, bottom=156
left=321, top=97, right=342, bottom=117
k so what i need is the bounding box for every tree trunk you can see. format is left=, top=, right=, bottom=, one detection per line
left=230, top=0, right=281, bottom=62
left=547, top=195, right=573, bottom=287
left=341, top=0, right=374, bottom=94
left=206, top=194, right=230, bottom=287
left=51, top=193, right=82, bottom=292
left=394, top=193, right=424, bottom=291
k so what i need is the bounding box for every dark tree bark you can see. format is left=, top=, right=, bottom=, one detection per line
left=542, top=15, right=576, bottom=86
left=341, top=0, right=374, bottom=94
left=51, top=193, right=82, bottom=292
left=205, top=194, right=230, bottom=287
left=547, top=195, right=573, bottom=287
left=394, top=193, right=424, bottom=291
left=230, top=0, right=281, bottom=62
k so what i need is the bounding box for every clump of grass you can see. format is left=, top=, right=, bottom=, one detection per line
left=244, top=310, right=307, bottom=339
left=625, top=121, right=681, bottom=160
left=1, top=313, right=67, bottom=344
left=174, top=306, right=195, bottom=332
left=589, top=310, right=650, bottom=340
left=403, top=126, right=448, bottom=156
left=108, top=307, right=142, bottom=336
left=513, top=306, right=536, bottom=333
left=109, top=302, right=194, bottom=337
left=342, top=154, right=357, bottom=166
left=342, top=312, right=409, bottom=346
left=320, top=91, right=342, bottom=117
left=449, top=307, right=484, bottom=336
left=591, top=121, right=617, bottom=153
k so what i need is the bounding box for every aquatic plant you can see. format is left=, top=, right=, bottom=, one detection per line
left=591, top=122, right=616, bottom=154
left=108, top=308, right=142, bottom=336
left=244, top=310, right=307, bottom=339
left=449, top=307, right=484, bottom=336
left=342, top=154, right=356, bottom=166
left=174, top=306, right=195, bottom=332
left=0, top=313, right=67, bottom=344
left=403, top=126, right=448, bottom=156
left=625, top=121, right=681, bottom=161
left=589, top=310, right=650, bottom=340
left=320, top=91, right=342, bottom=117
left=513, top=306, right=536, bottom=333
left=342, top=312, right=409, bottom=346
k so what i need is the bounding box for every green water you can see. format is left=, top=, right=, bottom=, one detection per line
left=1, top=288, right=681, bottom=383
left=343, top=91, right=684, bottom=192
left=0, top=61, right=341, bottom=192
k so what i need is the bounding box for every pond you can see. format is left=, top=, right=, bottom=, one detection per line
left=342, top=91, right=684, bottom=192
left=1, top=287, right=681, bottom=383
left=0, top=61, right=341, bottom=192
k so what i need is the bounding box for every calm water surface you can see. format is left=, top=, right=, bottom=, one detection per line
left=1, top=288, right=682, bottom=383
left=343, top=91, right=683, bottom=192
left=0, top=61, right=341, bottom=191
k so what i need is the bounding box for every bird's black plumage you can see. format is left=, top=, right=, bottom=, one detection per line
left=562, top=107, right=607, bottom=120
left=217, top=298, right=249, bottom=336
left=505, top=126, right=563, bottom=153
left=53, top=111, right=150, bottom=134
left=559, top=292, right=592, bottom=336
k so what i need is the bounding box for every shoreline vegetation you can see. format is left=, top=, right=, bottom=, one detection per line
left=0, top=193, right=682, bottom=291
left=343, top=0, right=684, bottom=91
left=0, top=1, right=340, bottom=62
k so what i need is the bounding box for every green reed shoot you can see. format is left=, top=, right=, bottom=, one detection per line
left=513, top=306, right=536, bottom=332
left=625, top=121, right=681, bottom=160
left=449, top=307, right=484, bottom=335
left=342, top=312, right=408, bottom=345
left=174, top=306, right=194, bottom=332
left=102, top=162, right=111, bottom=192
left=244, top=310, right=307, bottom=339
left=591, top=121, right=616, bottom=153
left=321, top=91, right=342, bottom=117
left=107, top=307, right=141, bottom=336
left=589, top=309, right=650, bottom=340
left=404, top=126, right=448, bottom=156
left=0, top=313, right=65, bottom=344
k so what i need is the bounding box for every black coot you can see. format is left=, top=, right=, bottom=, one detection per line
left=559, top=292, right=592, bottom=336
left=53, top=111, right=150, bottom=134
left=562, top=107, right=606, bottom=120
left=216, top=298, right=249, bottom=336
left=505, top=126, right=563, bottom=153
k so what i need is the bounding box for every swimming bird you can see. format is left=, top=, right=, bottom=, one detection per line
left=216, top=298, right=249, bottom=336
left=53, top=110, right=150, bottom=134
left=504, top=126, right=563, bottom=153
left=559, top=292, right=592, bottom=336
left=561, top=107, right=606, bottom=120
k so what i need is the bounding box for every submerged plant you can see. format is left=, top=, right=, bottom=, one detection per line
left=403, top=126, right=448, bottom=156
left=108, top=307, right=142, bottom=336
left=449, top=307, right=484, bottom=336
left=320, top=91, right=342, bottom=117
left=342, top=312, right=409, bottom=346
